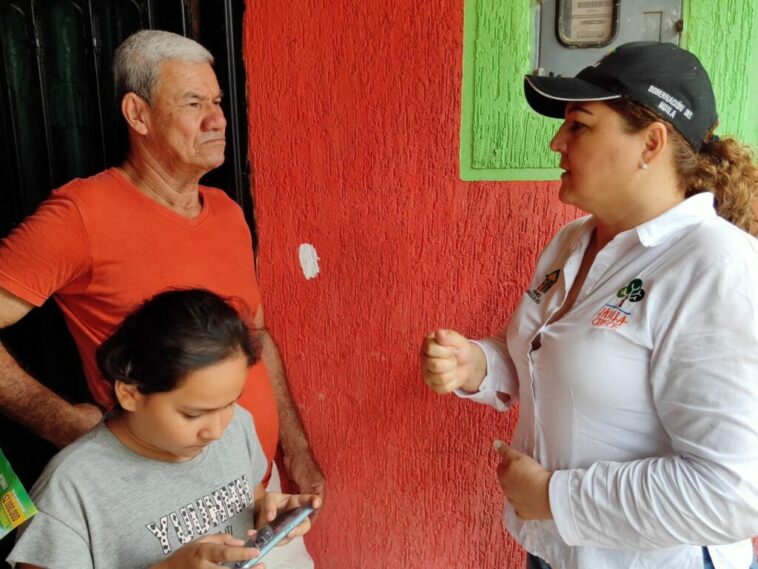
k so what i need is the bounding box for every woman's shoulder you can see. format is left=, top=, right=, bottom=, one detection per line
left=686, top=216, right=758, bottom=261
left=664, top=217, right=758, bottom=293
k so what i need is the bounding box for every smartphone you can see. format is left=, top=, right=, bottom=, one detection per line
left=234, top=504, right=315, bottom=568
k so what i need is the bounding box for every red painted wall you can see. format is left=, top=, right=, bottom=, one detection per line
left=243, top=2, right=576, bottom=567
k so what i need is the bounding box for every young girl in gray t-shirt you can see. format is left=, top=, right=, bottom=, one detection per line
left=8, top=288, right=320, bottom=569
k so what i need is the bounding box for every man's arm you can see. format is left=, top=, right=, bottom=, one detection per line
left=253, top=305, right=325, bottom=501
left=0, top=287, right=102, bottom=448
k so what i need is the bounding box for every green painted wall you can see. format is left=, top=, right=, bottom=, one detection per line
left=461, top=0, right=758, bottom=181
left=682, top=0, right=758, bottom=146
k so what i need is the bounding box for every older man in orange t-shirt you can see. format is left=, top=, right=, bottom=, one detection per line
left=0, top=30, right=323, bottom=568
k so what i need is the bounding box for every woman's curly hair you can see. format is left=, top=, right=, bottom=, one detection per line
left=606, top=98, right=758, bottom=236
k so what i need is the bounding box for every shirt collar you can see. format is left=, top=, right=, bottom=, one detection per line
left=635, top=192, right=717, bottom=247
left=569, top=193, right=718, bottom=253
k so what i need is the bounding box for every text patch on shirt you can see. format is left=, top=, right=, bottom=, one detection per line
left=145, top=474, right=253, bottom=556
left=592, top=278, right=646, bottom=330
left=527, top=270, right=560, bottom=304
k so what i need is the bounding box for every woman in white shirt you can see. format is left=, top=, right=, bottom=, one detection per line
left=421, top=42, right=758, bottom=569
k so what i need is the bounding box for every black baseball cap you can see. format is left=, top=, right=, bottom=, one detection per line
left=524, top=41, right=717, bottom=151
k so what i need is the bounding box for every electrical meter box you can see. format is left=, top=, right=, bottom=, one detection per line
left=535, top=0, right=684, bottom=77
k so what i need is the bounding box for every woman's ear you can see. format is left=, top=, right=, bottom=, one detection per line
left=642, top=121, right=669, bottom=165
left=121, top=93, right=150, bottom=136
left=114, top=380, right=141, bottom=412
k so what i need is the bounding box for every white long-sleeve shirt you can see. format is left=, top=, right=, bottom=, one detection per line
left=461, top=193, right=758, bottom=569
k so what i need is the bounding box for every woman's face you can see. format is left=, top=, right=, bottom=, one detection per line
left=117, top=351, right=249, bottom=462
left=550, top=101, right=647, bottom=218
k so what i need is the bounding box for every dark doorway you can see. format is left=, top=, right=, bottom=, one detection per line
left=0, top=1, right=252, bottom=561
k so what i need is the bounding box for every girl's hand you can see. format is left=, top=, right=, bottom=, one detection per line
left=151, top=533, right=260, bottom=569
left=256, top=492, right=322, bottom=546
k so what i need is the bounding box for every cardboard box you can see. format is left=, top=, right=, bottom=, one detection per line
left=0, top=450, right=37, bottom=539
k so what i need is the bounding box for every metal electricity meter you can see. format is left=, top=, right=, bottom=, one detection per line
left=534, top=0, right=684, bottom=77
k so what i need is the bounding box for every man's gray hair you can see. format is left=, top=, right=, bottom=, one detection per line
left=114, top=30, right=213, bottom=105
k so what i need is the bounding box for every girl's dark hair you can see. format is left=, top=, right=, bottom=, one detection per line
left=606, top=98, right=758, bottom=236
left=96, top=288, right=258, bottom=397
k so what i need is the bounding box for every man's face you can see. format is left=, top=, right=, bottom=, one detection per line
left=144, top=59, right=227, bottom=177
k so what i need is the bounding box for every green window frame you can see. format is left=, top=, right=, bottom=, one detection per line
left=460, top=0, right=758, bottom=182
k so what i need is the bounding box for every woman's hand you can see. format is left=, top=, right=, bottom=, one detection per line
left=150, top=533, right=259, bottom=568
left=494, top=440, right=553, bottom=520
left=420, top=329, right=486, bottom=394
left=256, top=492, right=322, bottom=546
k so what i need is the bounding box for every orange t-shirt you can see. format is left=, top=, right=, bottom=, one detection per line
left=0, top=168, right=279, bottom=463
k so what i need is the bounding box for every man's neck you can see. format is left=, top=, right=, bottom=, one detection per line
left=119, top=155, right=203, bottom=219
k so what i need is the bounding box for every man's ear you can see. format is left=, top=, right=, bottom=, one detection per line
left=114, top=380, right=141, bottom=412
left=642, top=121, right=669, bottom=166
left=121, top=93, right=150, bottom=136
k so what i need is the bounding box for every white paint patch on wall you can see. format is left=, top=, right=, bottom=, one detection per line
left=298, top=243, right=320, bottom=280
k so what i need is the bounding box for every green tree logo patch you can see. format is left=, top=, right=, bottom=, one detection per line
left=616, top=278, right=645, bottom=307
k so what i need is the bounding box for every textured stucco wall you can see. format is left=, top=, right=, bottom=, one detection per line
left=243, top=1, right=575, bottom=567
left=469, top=0, right=555, bottom=171
left=243, top=0, right=758, bottom=567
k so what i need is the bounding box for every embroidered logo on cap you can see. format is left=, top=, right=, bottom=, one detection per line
left=647, top=85, right=694, bottom=121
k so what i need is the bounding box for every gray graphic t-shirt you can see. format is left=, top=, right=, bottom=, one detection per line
left=8, top=406, right=266, bottom=569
